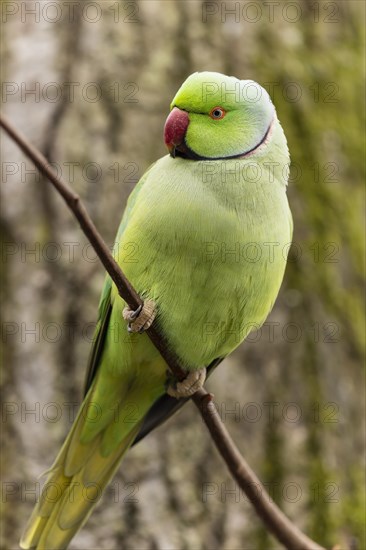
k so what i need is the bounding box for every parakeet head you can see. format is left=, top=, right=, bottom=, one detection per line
left=164, top=71, right=277, bottom=160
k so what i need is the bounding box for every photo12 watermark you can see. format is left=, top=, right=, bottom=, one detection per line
left=204, top=399, right=340, bottom=425
left=1, top=160, right=141, bottom=186
left=2, top=1, right=141, bottom=24
left=202, top=2, right=341, bottom=24
left=2, top=399, right=144, bottom=426
left=201, top=480, right=340, bottom=504
left=2, top=480, right=139, bottom=504
left=2, top=81, right=139, bottom=105
left=200, top=79, right=339, bottom=104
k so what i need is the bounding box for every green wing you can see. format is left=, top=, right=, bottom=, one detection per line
left=83, top=278, right=113, bottom=395
left=83, top=163, right=155, bottom=395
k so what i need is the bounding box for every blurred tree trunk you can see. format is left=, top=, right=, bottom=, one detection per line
left=1, top=1, right=364, bottom=548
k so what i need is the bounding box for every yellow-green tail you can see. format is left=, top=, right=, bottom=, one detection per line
left=20, top=388, right=143, bottom=549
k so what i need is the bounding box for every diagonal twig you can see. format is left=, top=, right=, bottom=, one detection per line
left=0, top=114, right=326, bottom=550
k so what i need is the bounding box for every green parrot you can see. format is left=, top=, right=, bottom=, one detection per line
left=20, top=71, right=292, bottom=549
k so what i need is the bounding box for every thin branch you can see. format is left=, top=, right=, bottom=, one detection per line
left=0, top=114, right=185, bottom=379
left=1, top=114, right=326, bottom=550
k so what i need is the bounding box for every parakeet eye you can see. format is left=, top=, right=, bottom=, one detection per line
left=209, top=107, right=226, bottom=120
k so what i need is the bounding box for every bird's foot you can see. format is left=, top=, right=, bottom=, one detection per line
left=167, top=367, right=206, bottom=399
left=123, top=299, right=156, bottom=333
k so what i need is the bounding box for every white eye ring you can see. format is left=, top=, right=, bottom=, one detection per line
left=210, top=107, right=226, bottom=120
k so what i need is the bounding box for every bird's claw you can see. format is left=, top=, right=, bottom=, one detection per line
left=128, top=304, right=142, bottom=321
left=167, top=367, right=206, bottom=399
left=123, top=300, right=156, bottom=333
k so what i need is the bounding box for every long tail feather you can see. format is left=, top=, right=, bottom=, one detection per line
left=20, top=387, right=143, bottom=550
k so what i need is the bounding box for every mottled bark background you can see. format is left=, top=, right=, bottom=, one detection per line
left=1, top=1, right=365, bottom=549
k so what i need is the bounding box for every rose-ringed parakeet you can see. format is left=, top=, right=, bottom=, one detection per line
left=20, top=71, right=292, bottom=549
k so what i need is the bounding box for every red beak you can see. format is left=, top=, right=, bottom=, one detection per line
left=164, top=107, right=190, bottom=157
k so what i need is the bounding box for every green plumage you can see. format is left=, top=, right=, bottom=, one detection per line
left=21, top=72, right=292, bottom=549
